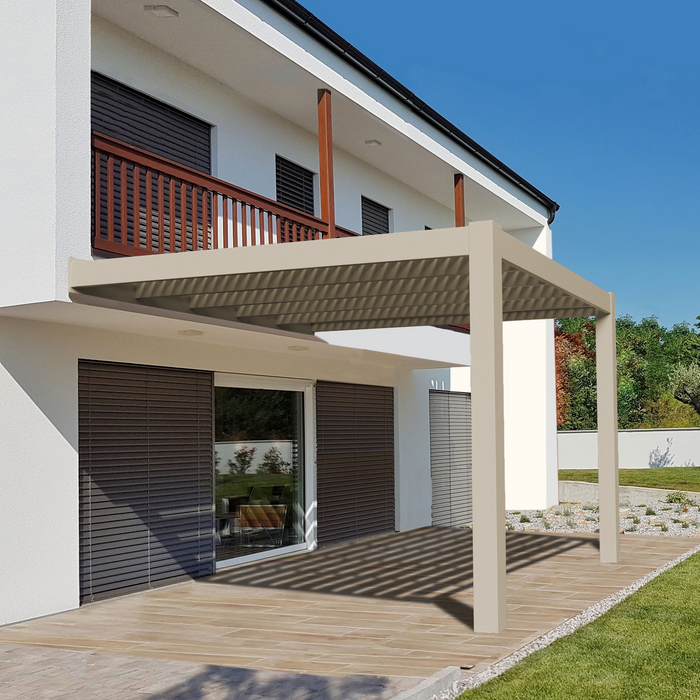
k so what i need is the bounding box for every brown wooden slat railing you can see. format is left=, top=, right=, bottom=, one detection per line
left=92, top=132, right=346, bottom=257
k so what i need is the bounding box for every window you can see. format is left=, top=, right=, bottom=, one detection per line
left=91, top=72, right=211, bottom=173
left=361, top=196, right=391, bottom=235
left=276, top=156, right=315, bottom=215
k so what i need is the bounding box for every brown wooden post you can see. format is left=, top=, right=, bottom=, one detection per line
left=454, top=173, right=466, bottom=227
left=318, top=88, right=336, bottom=239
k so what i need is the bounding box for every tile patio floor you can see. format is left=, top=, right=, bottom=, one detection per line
left=0, top=529, right=696, bottom=698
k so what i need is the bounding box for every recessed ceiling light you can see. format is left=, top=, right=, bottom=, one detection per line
left=288, top=345, right=309, bottom=352
left=178, top=329, right=203, bottom=336
left=144, top=4, right=179, bottom=18
left=364, top=139, right=382, bottom=148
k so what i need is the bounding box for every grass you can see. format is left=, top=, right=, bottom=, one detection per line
left=458, top=553, right=700, bottom=699
left=559, top=467, right=700, bottom=493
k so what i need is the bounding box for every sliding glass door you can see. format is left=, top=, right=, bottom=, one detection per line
left=214, top=376, right=310, bottom=566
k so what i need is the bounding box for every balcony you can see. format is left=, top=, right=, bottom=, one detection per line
left=92, top=132, right=358, bottom=258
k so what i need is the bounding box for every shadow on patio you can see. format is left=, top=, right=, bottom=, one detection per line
left=207, top=528, right=598, bottom=629
left=142, top=664, right=405, bottom=700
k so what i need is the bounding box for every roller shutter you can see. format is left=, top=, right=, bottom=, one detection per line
left=91, top=72, right=211, bottom=173
left=361, top=196, right=390, bottom=235
left=316, top=381, right=395, bottom=546
left=79, top=360, right=214, bottom=603
left=429, top=390, right=472, bottom=528
left=275, top=156, right=315, bottom=215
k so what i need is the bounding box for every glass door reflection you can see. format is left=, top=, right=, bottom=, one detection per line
left=214, top=386, right=304, bottom=563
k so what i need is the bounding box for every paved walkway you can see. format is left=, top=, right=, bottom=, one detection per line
left=0, top=529, right=697, bottom=698
left=0, top=643, right=414, bottom=699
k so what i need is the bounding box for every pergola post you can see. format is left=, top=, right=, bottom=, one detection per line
left=469, top=221, right=507, bottom=633
left=597, top=294, right=620, bottom=563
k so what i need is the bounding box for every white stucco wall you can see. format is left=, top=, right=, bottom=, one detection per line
left=559, top=429, right=700, bottom=471
left=91, top=17, right=455, bottom=239
left=0, top=0, right=91, bottom=308
left=0, top=314, right=437, bottom=625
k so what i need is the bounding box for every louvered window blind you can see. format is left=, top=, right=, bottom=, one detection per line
left=275, top=156, right=315, bottom=215
left=91, top=72, right=211, bottom=173
left=316, top=381, right=395, bottom=546
left=361, top=196, right=390, bottom=235
left=429, top=390, right=473, bottom=528
left=79, top=360, right=214, bottom=603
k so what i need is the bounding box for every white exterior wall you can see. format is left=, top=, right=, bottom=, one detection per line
left=502, top=227, right=559, bottom=509
left=559, top=429, right=700, bottom=471
left=0, top=0, right=91, bottom=308
left=0, top=314, right=430, bottom=625
left=91, top=17, right=455, bottom=238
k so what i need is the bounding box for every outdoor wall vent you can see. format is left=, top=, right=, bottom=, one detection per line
left=288, top=345, right=309, bottom=352
left=364, top=139, right=382, bottom=148
left=144, top=5, right=180, bottom=18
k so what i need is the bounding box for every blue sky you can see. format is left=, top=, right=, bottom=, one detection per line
left=302, top=0, right=700, bottom=328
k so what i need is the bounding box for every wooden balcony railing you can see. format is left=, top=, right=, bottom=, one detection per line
left=92, top=133, right=357, bottom=257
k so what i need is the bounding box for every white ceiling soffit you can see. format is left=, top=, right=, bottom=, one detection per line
left=70, top=226, right=611, bottom=335
left=91, top=0, right=548, bottom=229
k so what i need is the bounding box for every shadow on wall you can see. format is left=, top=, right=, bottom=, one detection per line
left=144, top=665, right=403, bottom=700
left=207, top=527, right=596, bottom=630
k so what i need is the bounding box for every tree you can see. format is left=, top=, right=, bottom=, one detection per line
left=257, top=447, right=291, bottom=475
left=229, top=446, right=256, bottom=476
left=556, top=315, right=700, bottom=430
left=669, top=363, right=700, bottom=417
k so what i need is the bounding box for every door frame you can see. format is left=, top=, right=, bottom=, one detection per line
left=213, top=373, right=317, bottom=570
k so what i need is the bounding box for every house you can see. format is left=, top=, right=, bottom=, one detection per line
left=0, top=0, right=619, bottom=634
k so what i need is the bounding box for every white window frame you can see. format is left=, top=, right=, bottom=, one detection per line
left=213, top=373, right=317, bottom=570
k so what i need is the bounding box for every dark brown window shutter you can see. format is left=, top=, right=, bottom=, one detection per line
left=316, top=381, right=395, bottom=546
left=361, top=196, right=390, bottom=235
left=79, top=360, right=214, bottom=603
left=275, top=156, right=315, bottom=215
left=429, top=390, right=472, bottom=528
left=91, top=72, right=211, bottom=173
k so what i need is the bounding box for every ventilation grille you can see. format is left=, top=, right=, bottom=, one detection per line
left=79, top=360, right=214, bottom=603
left=429, top=390, right=472, bottom=528
left=361, top=196, right=390, bottom=235
left=91, top=72, right=211, bottom=173
left=316, top=381, right=395, bottom=546
left=276, top=156, right=315, bottom=215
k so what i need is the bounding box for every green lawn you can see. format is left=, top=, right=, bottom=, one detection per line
left=458, top=553, right=700, bottom=699
left=559, top=467, right=700, bottom=493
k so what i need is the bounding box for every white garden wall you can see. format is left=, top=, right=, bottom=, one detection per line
left=559, top=428, right=700, bottom=471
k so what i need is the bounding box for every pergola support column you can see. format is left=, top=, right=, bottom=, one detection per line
left=597, top=294, right=620, bottom=563
left=469, top=221, right=507, bottom=633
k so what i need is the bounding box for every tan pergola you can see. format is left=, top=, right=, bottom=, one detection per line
left=70, top=220, right=620, bottom=633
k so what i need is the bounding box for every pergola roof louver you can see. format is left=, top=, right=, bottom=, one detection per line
left=70, top=224, right=609, bottom=333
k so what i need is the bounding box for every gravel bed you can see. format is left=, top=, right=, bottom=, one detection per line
left=505, top=497, right=700, bottom=537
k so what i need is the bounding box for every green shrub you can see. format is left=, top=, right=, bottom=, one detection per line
left=543, top=521, right=551, bottom=530
left=646, top=507, right=656, bottom=515
left=566, top=518, right=576, bottom=528
left=563, top=507, right=573, bottom=517
left=627, top=524, right=637, bottom=532
left=505, top=522, right=514, bottom=531
left=661, top=524, right=669, bottom=532
left=520, top=515, right=530, bottom=523
left=667, top=491, right=691, bottom=505
left=683, top=522, right=690, bottom=529
left=632, top=516, right=640, bottom=524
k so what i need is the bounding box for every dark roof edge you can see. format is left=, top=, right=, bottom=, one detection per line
left=256, top=0, right=560, bottom=224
